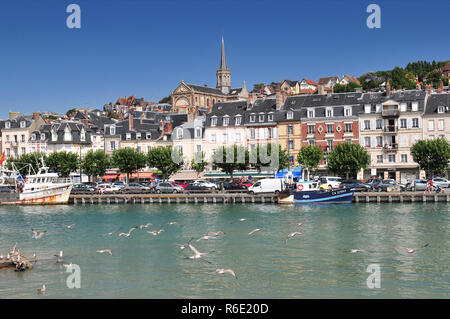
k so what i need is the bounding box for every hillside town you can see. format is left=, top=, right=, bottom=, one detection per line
left=1, top=38, right=450, bottom=184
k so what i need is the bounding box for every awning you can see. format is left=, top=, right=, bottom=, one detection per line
left=119, top=172, right=154, bottom=179
left=203, top=170, right=275, bottom=179
left=170, top=170, right=204, bottom=181
left=102, top=174, right=118, bottom=180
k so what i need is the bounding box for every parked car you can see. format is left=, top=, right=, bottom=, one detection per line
left=340, top=180, right=371, bottom=192
left=112, top=181, right=127, bottom=189
left=432, top=177, right=450, bottom=188
left=366, top=178, right=383, bottom=190
left=191, top=180, right=218, bottom=191
left=0, top=186, right=12, bottom=193
left=123, top=183, right=150, bottom=192
left=318, top=176, right=342, bottom=188
left=152, top=182, right=183, bottom=193
left=72, top=183, right=96, bottom=192
left=99, top=184, right=122, bottom=193
left=248, top=178, right=284, bottom=195
left=173, top=181, right=189, bottom=189
left=373, top=179, right=406, bottom=192
left=222, top=181, right=248, bottom=190
left=407, top=179, right=445, bottom=192
left=185, top=183, right=210, bottom=191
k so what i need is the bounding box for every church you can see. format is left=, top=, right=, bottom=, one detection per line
left=171, top=37, right=249, bottom=116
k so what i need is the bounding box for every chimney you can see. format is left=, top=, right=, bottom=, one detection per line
left=9, top=112, right=20, bottom=120
left=82, top=110, right=89, bottom=128
left=276, top=89, right=283, bottom=110
left=386, top=81, right=391, bottom=97
left=32, top=112, right=40, bottom=121
left=426, top=83, right=432, bottom=95
left=438, top=80, right=444, bottom=93
left=129, top=109, right=134, bottom=131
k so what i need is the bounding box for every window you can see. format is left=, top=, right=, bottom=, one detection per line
left=259, top=114, right=264, bottom=122
left=177, top=129, right=183, bottom=139
left=235, top=133, right=241, bottom=143
left=31, top=134, right=36, bottom=141
left=326, top=124, right=333, bottom=133
left=344, top=107, right=351, bottom=117
left=400, top=103, right=407, bottom=112
left=147, top=146, right=152, bottom=153
left=6, top=148, right=10, bottom=157
left=41, top=134, right=45, bottom=141
left=250, top=115, right=256, bottom=122
left=376, top=136, right=382, bottom=147
left=137, top=146, right=142, bottom=153
left=268, top=114, right=273, bottom=122
left=235, top=116, right=242, bottom=125
left=345, top=138, right=352, bottom=143
left=126, top=133, right=131, bottom=140
left=437, top=106, right=445, bottom=114
left=287, top=111, right=294, bottom=119
left=411, top=102, right=418, bottom=112
left=388, top=154, right=396, bottom=163
left=211, top=117, right=217, bottom=126
left=195, top=127, right=202, bottom=138
left=377, top=155, right=383, bottom=163
left=438, top=119, right=444, bottom=131
left=364, top=104, right=371, bottom=114
left=307, top=109, right=313, bottom=118
left=401, top=154, right=407, bottom=162
left=412, top=118, right=419, bottom=128
left=110, top=141, right=116, bottom=151
left=364, top=137, right=371, bottom=147
left=364, top=120, right=370, bottom=130
left=21, top=147, right=25, bottom=154
left=269, top=127, right=276, bottom=139
left=429, top=135, right=435, bottom=140
left=196, top=144, right=202, bottom=153
left=20, top=121, right=26, bottom=128
left=345, top=123, right=352, bottom=133
left=110, top=126, right=116, bottom=135
left=400, top=119, right=406, bottom=128
left=146, top=132, right=152, bottom=139
left=223, top=133, right=228, bottom=143
left=5, top=121, right=10, bottom=129
left=136, top=133, right=141, bottom=140
left=308, top=125, right=315, bottom=134
left=223, top=117, right=230, bottom=126
left=326, top=107, right=333, bottom=117
left=428, top=120, right=434, bottom=131
left=288, top=140, right=294, bottom=150
left=211, top=134, right=216, bottom=143
left=309, top=140, right=315, bottom=145
left=250, top=129, right=256, bottom=140
left=327, top=140, right=333, bottom=150
left=288, top=126, right=294, bottom=134
left=376, top=119, right=382, bottom=129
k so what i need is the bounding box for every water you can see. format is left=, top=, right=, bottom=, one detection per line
left=0, top=203, right=448, bottom=298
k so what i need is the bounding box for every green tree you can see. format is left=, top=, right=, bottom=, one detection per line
left=65, top=108, right=77, bottom=118
left=410, top=138, right=450, bottom=178
left=212, top=145, right=249, bottom=179
left=326, top=142, right=371, bottom=179
left=250, top=143, right=289, bottom=172
left=334, top=82, right=361, bottom=93
left=191, top=151, right=208, bottom=177
left=111, top=147, right=147, bottom=182
left=81, top=150, right=110, bottom=182
left=147, top=146, right=184, bottom=181
left=158, top=96, right=172, bottom=103
left=253, top=83, right=265, bottom=92
left=425, top=71, right=444, bottom=88
left=296, top=145, right=324, bottom=180
left=46, top=151, right=79, bottom=177
left=6, top=152, right=48, bottom=177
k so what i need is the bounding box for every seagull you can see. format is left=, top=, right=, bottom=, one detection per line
left=32, top=253, right=37, bottom=263
left=54, top=251, right=63, bottom=263
left=143, top=222, right=153, bottom=228
left=65, top=224, right=75, bottom=229
left=62, top=262, right=73, bottom=269
left=117, top=226, right=138, bottom=238
left=31, top=229, right=47, bottom=239
left=102, top=231, right=115, bottom=237
left=231, top=218, right=250, bottom=224
left=147, top=226, right=165, bottom=236
left=397, top=243, right=429, bottom=254
left=216, top=268, right=237, bottom=279
left=173, top=243, right=187, bottom=251
left=196, top=235, right=218, bottom=242
left=186, top=238, right=211, bottom=263
left=294, top=222, right=303, bottom=227
left=248, top=228, right=262, bottom=236
left=167, top=221, right=182, bottom=227
left=285, top=231, right=302, bottom=244
left=350, top=249, right=364, bottom=253
left=37, top=284, right=46, bottom=294
left=96, top=249, right=113, bottom=255
left=207, top=231, right=226, bottom=236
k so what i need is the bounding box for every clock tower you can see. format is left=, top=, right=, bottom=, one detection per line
left=216, top=36, right=231, bottom=95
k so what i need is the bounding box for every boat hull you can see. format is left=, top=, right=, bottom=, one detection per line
left=0, top=184, right=72, bottom=205
left=278, top=188, right=354, bottom=204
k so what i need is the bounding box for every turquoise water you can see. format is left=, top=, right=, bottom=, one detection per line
left=0, top=203, right=448, bottom=298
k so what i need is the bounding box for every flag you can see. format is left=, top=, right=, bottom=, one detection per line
left=0, top=151, right=5, bottom=165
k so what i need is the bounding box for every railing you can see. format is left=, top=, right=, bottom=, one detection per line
left=383, top=143, right=398, bottom=151
left=382, top=109, right=400, bottom=117
left=383, top=125, right=397, bottom=132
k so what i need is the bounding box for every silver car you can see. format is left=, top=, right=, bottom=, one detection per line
left=432, top=177, right=450, bottom=188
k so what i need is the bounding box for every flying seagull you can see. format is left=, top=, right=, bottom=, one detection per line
left=31, top=229, right=47, bottom=239
left=248, top=228, right=262, bottom=236
left=117, top=226, right=138, bottom=238
left=216, top=268, right=237, bottom=279
left=207, top=231, right=226, bottom=236
left=186, top=238, right=211, bottom=263
left=285, top=232, right=302, bottom=244
left=96, top=249, right=113, bottom=255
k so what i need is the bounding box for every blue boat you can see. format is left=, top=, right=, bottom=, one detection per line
left=278, top=187, right=354, bottom=204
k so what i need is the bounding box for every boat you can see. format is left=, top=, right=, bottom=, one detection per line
left=0, top=159, right=73, bottom=205
left=278, top=181, right=354, bottom=204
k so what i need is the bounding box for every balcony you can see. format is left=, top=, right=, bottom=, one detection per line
left=383, top=125, right=397, bottom=133
left=306, top=133, right=315, bottom=139
left=383, top=143, right=398, bottom=152
left=382, top=106, right=400, bottom=117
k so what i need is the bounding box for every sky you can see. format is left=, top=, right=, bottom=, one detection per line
left=0, top=0, right=449, bottom=118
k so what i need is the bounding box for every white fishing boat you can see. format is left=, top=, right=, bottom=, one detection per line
left=0, top=159, right=73, bottom=205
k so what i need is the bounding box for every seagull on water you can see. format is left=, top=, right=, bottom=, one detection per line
left=167, top=221, right=182, bottom=227
left=65, top=224, right=75, bottom=229
left=196, top=235, right=218, bottom=242
left=117, top=226, right=138, bottom=238
left=248, top=228, right=262, bottom=236
left=216, top=268, right=237, bottom=279
left=207, top=231, right=226, bottom=236
left=62, top=262, right=73, bottom=269
left=350, top=249, right=364, bottom=254
left=186, top=238, right=211, bottom=263
left=54, top=251, right=63, bottom=263
left=285, top=231, right=302, bottom=244
left=37, top=284, right=46, bottom=294
left=401, top=243, right=430, bottom=254
left=96, top=249, right=113, bottom=255
left=147, top=226, right=165, bottom=236
left=31, top=229, right=47, bottom=239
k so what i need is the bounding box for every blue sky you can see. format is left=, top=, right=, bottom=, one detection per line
left=1, top=0, right=449, bottom=118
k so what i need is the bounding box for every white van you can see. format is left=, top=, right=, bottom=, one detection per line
left=248, top=178, right=284, bottom=195
left=318, top=176, right=342, bottom=188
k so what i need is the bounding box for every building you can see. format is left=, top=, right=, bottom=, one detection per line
left=299, top=79, right=318, bottom=94
left=280, top=80, right=300, bottom=95
left=317, top=76, right=339, bottom=94
left=358, top=85, right=427, bottom=182
left=171, top=37, right=248, bottom=115
left=172, top=116, right=205, bottom=168
left=339, top=75, right=361, bottom=86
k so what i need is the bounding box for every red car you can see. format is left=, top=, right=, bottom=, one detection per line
left=173, top=181, right=189, bottom=189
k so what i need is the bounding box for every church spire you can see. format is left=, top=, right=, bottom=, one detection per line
left=220, top=36, right=227, bottom=69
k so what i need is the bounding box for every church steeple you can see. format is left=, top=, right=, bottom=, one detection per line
left=217, top=36, right=231, bottom=94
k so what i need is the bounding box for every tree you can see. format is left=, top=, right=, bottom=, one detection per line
left=411, top=138, right=450, bottom=179
left=250, top=143, right=289, bottom=172
left=65, top=108, right=77, bottom=118
left=212, top=145, right=249, bottom=179
left=158, top=96, right=172, bottom=103
left=46, top=151, right=79, bottom=177
left=326, top=142, right=371, bottom=179
left=191, top=151, right=208, bottom=177
left=147, top=146, right=184, bottom=181
left=111, top=147, right=147, bottom=182
left=425, top=71, right=444, bottom=88
left=252, top=83, right=265, bottom=92
left=81, top=150, right=110, bottom=182
left=296, top=145, right=324, bottom=180
left=333, top=82, right=361, bottom=93
left=6, top=152, right=48, bottom=177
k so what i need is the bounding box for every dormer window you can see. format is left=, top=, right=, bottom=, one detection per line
left=223, top=117, right=230, bottom=126
left=437, top=106, right=445, bottom=114
left=5, top=121, right=10, bottom=129
left=235, top=116, right=242, bottom=125
left=268, top=114, right=273, bottom=121
left=31, top=134, right=36, bottom=141
left=110, top=126, right=116, bottom=135
left=20, top=121, right=26, bottom=128
left=326, top=107, right=333, bottom=117
left=195, top=127, right=202, bottom=138
left=136, top=133, right=141, bottom=140
left=146, top=132, right=152, bottom=139
left=126, top=133, right=131, bottom=140
left=412, top=102, right=418, bottom=112
left=250, top=114, right=256, bottom=122
left=211, top=117, right=217, bottom=126
left=307, top=109, right=314, bottom=118
left=344, top=107, right=352, bottom=117
left=51, top=130, right=57, bottom=142
left=364, top=104, right=371, bottom=114
left=177, top=128, right=183, bottom=139
left=287, top=111, right=294, bottom=120
left=64, top=127, right=72, bottom=141
left=400, top=103, right=407, bottom=112
left=41, top=134, right=45, bottom=141
left=259, top=114, right=265, bottom=122
left=80, top=129, right=86, bottom=142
